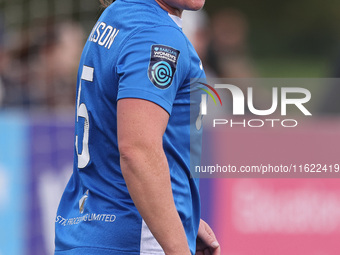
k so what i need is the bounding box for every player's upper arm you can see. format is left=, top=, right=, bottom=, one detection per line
left=117, top=98, right=169, bottom=159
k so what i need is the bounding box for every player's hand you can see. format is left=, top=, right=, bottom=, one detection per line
left=196, top=219, right=220, bottom=255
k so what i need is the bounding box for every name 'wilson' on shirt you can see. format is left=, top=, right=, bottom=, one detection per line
left=88, top=21, right=120, bottom=50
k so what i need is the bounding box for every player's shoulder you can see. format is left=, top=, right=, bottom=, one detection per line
left=103, top=0, right=187, bottom=41
left=99, top=0, right=193, bottom=72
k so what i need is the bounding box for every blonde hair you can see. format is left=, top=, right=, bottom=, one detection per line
left=99, top=0, right=113, bottom=7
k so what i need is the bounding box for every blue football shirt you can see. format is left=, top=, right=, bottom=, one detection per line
left=55, top=0, right=205, bottom=254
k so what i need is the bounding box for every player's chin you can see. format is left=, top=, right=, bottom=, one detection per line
left=185, top=0, right=205, bottom=11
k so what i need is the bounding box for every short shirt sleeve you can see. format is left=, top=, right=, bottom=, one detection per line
left=116, top=26, right=189, bottom=115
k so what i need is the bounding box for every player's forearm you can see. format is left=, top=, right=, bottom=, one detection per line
left=119, top=144, right=191, bottom=255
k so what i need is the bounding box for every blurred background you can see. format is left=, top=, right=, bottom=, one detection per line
left=0, top=0, right=340, bottom=254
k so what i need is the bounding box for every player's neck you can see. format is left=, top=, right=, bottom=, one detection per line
left=154, top=0, right=183, bottom=17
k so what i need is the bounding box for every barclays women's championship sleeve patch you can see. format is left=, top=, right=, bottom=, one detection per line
left=148, top=45, right=180, bottom=89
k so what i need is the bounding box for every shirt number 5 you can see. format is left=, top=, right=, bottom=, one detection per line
left=75, top=65, right=93, bottom=168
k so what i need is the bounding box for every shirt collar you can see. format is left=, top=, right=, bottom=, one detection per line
left=168, top=13, right=182, bottom=28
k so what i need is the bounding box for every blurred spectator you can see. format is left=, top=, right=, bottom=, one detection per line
left=0, top=20, right=84, bottom=110
left=32, top=21, right=84, bottom=110
left=182, top=9, right=216, bottom=77
left=0, top=13, right=6, bottom=107
left=318, top=54, right=340, bottom=115
left=183, top=9, right=274, bottom=116
left=2, top=27, right=37, bottom=107
left=207, top=8, right=257, bottom=78
left=0, top=16, right=30, bottom=108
